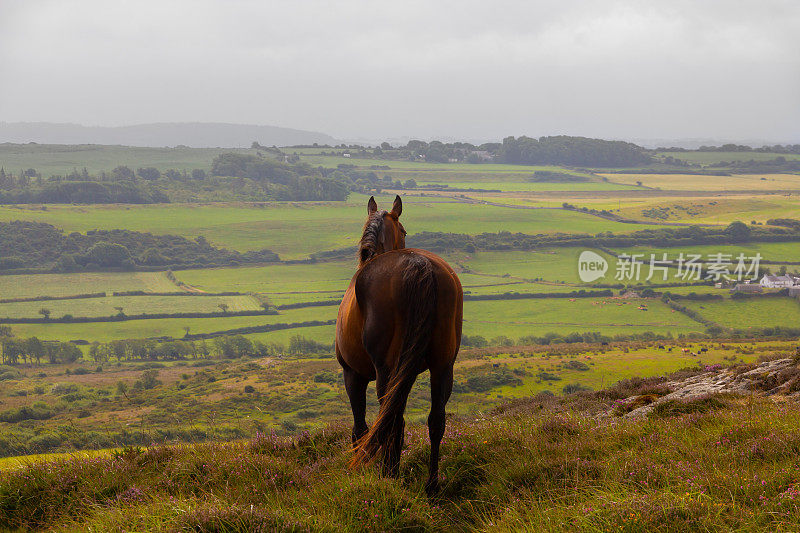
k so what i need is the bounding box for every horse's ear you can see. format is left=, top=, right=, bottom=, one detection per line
left=391, top=195, right=402, bottom=218
left=367, top=196, right=377, bottom=215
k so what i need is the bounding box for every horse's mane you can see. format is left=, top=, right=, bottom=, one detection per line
left=359, top=210, right=386, bottom=264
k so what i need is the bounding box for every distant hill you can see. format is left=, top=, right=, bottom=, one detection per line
left=0, top=122, right=339, bottom=148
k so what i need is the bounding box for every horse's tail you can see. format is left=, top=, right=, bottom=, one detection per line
left=351, top=254, right=437, bottom=467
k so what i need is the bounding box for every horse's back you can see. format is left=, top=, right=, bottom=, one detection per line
left=337, top=249, right=462, bottom=376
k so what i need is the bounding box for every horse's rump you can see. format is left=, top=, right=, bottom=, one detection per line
left=351, top=251, right=440, bottom=465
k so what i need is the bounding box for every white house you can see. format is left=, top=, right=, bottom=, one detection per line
left=760, top=274, right=796, bottom=289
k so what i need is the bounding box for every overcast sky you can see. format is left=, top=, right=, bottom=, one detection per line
left=1, top=0, right=798, bottom=143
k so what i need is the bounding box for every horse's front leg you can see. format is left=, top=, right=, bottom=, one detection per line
left=342, top=365, right=369, bottom=444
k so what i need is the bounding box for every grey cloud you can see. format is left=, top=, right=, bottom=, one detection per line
left=1, top=0, right=797, bottom=143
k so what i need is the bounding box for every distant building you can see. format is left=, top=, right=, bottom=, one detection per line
left=342, top=153, right=351, bottom=158
left=790, top=286, right=800, bottom=298
left=447, top=158, right=459, bottom=163
left=731, top=283, right=763, bottom=294
left=470, top=150, right=493, bottom=161
left=760, top=274, right=795, bottom=289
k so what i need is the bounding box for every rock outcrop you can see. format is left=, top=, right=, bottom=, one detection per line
left=624, top=357, right=798, bottom=418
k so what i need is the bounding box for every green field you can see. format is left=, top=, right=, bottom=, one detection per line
left=462, top=297, right=702, bottom=339
left=0, top=271, right=176, bottom=299
left=0, top=194, right=665, bottom=258
left=612, top=242, right=800, bottom=264
left=174, top=262, right=353, bottom=294
left=416, top=180, right=639, bottom=192
left=0, top=294, right=260, bottom=319
left=683, top=297, right=800, bottom=330
left=459, top=248, right=617, bottom=285
left=5, top=294, right=708, bottom=344
left=8, top=305, right=337, bottom=342
left=244, top=324, right=336, bottom=345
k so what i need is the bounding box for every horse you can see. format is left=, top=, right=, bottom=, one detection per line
left=335, top=195, right=463, bottom=494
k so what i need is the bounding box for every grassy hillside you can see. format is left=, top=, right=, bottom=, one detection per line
left=3, top=388, right=800, bottom=531
left=0, top=144, right=259, bottom=175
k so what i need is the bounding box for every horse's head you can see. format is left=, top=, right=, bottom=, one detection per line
left=359, top=195, right=406, bottom=265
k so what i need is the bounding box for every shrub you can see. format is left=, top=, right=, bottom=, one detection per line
left=313, top=371, right=339, bottom=384
left=0, top=403, right=54, bottom=422
left=562, top=383, right=592, bottom=394
left=564, top=360, right=590, bottom=371
left=0, top=365, right=21, bottom=381
left=650, top=396, right=728, bottom=418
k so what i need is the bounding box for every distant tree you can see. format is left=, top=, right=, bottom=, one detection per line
left=112, top=166, right=135, bottom=180
left=380, top=142, right=392, bottom=150
left=59, top=342, right=81, bottom=363
left=136, top=167, right=161, bottom=180
left=725, top=221, right=751, bottom=242
left=83, top=241, right=133, bottom=268
left=218, top=303, right=229, bottom=314
left=0, top=168, right=11, bottom=190
left=191, top=169, right=206, bottom=180
left=114, top=306, right=125, bottom=317
left=59, top=251, right=82, bottom=272
left=140, top=369, right=161, bottom=389
left=38, top=308, right=51, bottom=320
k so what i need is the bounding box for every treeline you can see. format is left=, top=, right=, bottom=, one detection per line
left=0, top=179, right=169, bottom=204
left=709, top=158, right=800, bottom=173
left=767, top=218, right=800, bottom=230
left=499, top=136, right=652, bottom=167
left=309, top=136, right=653, bottom=167
left=0, top=221, right=278, bottom=272
left=1, top=337, right=81, bottom=365
left=405, top=221, right=800, bottom=255
left=660, top=144, right=800, bottom=154
left=0, top=151, right=353, bottom=204
left=461, top=324, right=800, bottom=349
left=460, top=330, right=679, bottom=348
left=211, top=154, right=350, bottom=201
left=0, top=333, right=331, bottom=366
left=86, top=334, right=329, bottom=362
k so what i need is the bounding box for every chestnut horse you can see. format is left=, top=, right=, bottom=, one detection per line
left=336, top=195, right=463, bottom=494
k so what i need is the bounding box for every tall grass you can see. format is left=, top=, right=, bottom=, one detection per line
left=3, top=396, right=800, bottom=531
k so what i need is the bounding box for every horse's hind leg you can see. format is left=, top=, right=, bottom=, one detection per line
left=426, top=364, right=453, bottom=495
left=384, top=416, right=405, bottom=478
left=342, top=365, right=369, bottom=444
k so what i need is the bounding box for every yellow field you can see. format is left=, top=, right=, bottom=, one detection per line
left=599, top=173, right=800, bottom=191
